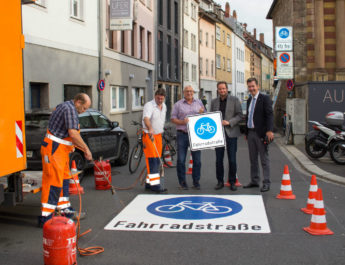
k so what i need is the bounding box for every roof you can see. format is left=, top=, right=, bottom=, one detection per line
left=266, top=0, right=278, bottom=19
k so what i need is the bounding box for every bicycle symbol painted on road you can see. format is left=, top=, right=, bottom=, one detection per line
left=147, top=196, right=243, bottom=220
left=194, top=117, right=217, bottom=140
left=156, top=201, right=232, bottom=214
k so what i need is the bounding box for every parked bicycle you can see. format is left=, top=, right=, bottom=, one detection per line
left=128, top=121, right=177, bottom=174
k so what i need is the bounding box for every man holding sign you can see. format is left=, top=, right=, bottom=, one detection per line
left=171, top=86, right=204, bottom=190
left=210, top=82, right=242, bottom=191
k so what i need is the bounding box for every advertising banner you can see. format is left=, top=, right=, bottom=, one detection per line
left=187, top=112, right=225, bottom=151
left=110, top=0, right=133, bottom=31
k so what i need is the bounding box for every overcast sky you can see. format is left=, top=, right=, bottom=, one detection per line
left=215, top=0, right=274, bottom=47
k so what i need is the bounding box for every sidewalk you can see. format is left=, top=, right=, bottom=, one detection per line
left=275, top=134, right=345, bottom=185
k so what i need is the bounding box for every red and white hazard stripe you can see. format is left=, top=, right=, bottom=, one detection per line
left=15, top=120, right=23, bottom=158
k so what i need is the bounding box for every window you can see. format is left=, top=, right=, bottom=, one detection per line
left=30, top=82, right=49, bottom=109
left=132, top=87, right=145, bottom=109
left=183, top=62, right=189, bottom=81
left=206, top=59, right=209, bottom=76
left=211, top=60, right=214, bottom=76
left=199, top=30, right=203, bottom=45
left=211, top=35, right=214, bottom=48
left=79, top=112, right=95, bottom=129
left=147, top=31, right=152, bottom=62
left=191, top=2, right=197, bottom=20
left=227, top=34, right=231, bottom=46
left=216, top=26, right=221, bottom=40
left=206, top=32, right=209, bottom=47
left=158, top=0, right=163, bottom=25
left=158, top=31, right=163, bottom=78
left=70, top=0, right=83, bottom=20
left=199, top=57, right=203, bottom=75
left=147, top=0, right=152, bottom=10
left=139, top=26, right=145, bottom=59
left=216, top=54, right=221, bottom=69
left=223, top=30, right=225, bottom=44
left=223, top=57, right=226, bottom=71
left=90, top=111, right=110, bottom=129
left=167, top=35, right=171, bottom=78
left=111, top=86, right=127, bottom=111
left=191, top=34, right=196, bottom=51
left=174, top=39, right=179, bottom=80
left=174, top=2, right=179, bottom=34
left=184, top=0, right=189, bottom=15
left=227, top=59, right=231, bottom=72
left=184, top=30, right=189, bottom=48
left=167, top=0, right=171, bottom=30
left=192, top=64, right=197, bottom=82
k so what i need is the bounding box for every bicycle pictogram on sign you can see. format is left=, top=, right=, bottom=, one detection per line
left=194, top=117, right=217, bottom=140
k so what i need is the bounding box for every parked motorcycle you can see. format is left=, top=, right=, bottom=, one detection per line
left=305, top=111, right=345, bottom=159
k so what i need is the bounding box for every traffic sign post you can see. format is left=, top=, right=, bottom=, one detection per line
left=98, top=79, right=105, bottom=91
left=275, top=26, right=293, bottom=51
left=286, top=79, right=294, bottom=91
left=187, top=112, right=225, bottom=151
left=277, top=52, right=294, bottom=79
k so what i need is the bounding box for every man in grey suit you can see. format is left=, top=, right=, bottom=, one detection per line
left=210, top=81, right=242, bottom=191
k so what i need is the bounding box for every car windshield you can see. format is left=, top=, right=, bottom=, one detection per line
left=25, top=114, right=50, bottom=128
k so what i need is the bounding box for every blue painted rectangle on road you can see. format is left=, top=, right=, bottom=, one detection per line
left=104, top=195, right=271, bottom=233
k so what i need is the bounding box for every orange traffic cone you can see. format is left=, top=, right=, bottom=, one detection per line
left=186, top=154, right=193, bottom=175
left=69, top=160, right=84, bottom=195
left=163, top=145, right=173, bottom=168
left=303, top=188, right=333, bottom=235
left=225, top=175, right=241, bottom=187
left=301, top=175, right=318, bottom=214
left=276, top=165, right=296, bottom=200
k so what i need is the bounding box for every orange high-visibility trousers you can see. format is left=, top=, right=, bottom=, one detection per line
left=142, top=133, right=162, bottom=191
left=40, top=131, right=74, bottom=220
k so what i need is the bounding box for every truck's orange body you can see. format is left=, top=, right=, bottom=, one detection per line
left=0, top=0, right=27, bottom=177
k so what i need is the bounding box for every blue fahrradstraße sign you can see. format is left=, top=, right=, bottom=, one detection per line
left=147, top=196, right=243, bottom=220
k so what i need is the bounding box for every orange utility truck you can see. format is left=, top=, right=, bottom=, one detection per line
left=0, top=0, right=32, bottom=205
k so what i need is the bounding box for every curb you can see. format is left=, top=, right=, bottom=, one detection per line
left=275, top=135, right=345, bottom=185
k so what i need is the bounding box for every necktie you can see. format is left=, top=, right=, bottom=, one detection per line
left=248, top=97, right=256, bottom=128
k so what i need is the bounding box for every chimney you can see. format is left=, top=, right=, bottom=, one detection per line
left=260, top=33, right=265, bottom=43
left=244, top=23, right=247, bottom=31
left=253, top=28, right=257, bottom=39
left=225, top=2, right=230, bottom=18
left=233, top=10, right=237, bottom=20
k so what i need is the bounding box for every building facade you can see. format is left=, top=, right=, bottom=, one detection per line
left=103, top=0, right=155, bottom=136
left=22, top=0, right=99, bottom=111
left=244, top=44, right=251, bottom=85
left=157, top=0, right=181, bottom=119
left=199, top=6, right=217, bottom=107
left=183, top=0, right=200, bottom=95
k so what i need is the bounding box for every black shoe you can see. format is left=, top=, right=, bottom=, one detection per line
left=192, top=184, right=201, bottom=190
left=214, top=183, right=224, bottom=190
left=230, top=185, right=237, bottom=191
left=260, top=184, right=270, bottom=192
left=243, top=183, right=260, bottom=189
left=155, top=188, right=168, bottom=194
left=179, top=182, right=188, bottom=190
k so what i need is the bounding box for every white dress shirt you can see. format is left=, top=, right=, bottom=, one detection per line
left=247, top=92, right=260, bottom=128
left=142, top=99, right=167, bottom=134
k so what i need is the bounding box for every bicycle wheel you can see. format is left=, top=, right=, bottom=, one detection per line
left=203, top=206, right=232, bottom=214
left=128, top=143, right=144, bottom=174
left=284, top=122, right=293, bottom=145
left=162, top=142, right=177, bottom=168
left=330, top=140, right=345, bottom=165
left=155, top=205, right=184, bottom=213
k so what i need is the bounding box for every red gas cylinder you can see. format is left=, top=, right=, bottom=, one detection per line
left=43, top=216, right=77, bottom=265
left=94, top=159, right=112, bottom=190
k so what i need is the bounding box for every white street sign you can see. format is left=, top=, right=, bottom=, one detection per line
left=277, top=52, right=294, bottom=79
left=275, top=26, right=293, bottom=51
left=187, top=112, right=225, bottom=151
left=110, top=0, right=133, bottom=31
left=105, top=195, right=271, bottom=234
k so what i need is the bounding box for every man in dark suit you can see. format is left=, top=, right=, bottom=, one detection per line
left=243, top=77, right=274, bottom=192
left=210, top=81, right=242, bottom=191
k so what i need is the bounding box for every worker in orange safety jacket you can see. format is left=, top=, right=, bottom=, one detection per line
left=38, top=93, right=92, bottom=227
left=142, top=88, right=167, bottom=193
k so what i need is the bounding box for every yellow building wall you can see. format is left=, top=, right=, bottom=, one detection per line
left=215, top=22, right=232, bottom=85
left=245, top=45, right=251, bottom=82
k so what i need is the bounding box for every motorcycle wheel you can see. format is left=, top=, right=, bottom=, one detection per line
left=329, top=140, right=345, bottom=165
left=305, top=138, right=327, bottom=158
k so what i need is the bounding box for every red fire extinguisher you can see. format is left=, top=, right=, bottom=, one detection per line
left=43, top=216, right=77, bottom=265
left=94, top=159, right=112, bottom=190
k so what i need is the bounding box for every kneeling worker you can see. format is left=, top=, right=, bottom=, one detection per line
left=38, top=93, right=92, bottom=227
left=142, top=88, right=167, bottom=193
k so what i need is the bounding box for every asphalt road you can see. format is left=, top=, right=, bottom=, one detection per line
left=0, top=137, right=344, bottom=265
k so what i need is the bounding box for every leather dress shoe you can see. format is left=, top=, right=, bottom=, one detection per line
left=243, top=183, right=260, bottom=189
left=260, top=184, right=270, bottom=192
left=214, top=183, right=224, bottom=190
left=230, top=185, right=237, bottom=191
left=179, top=182, right=188, bottom=190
